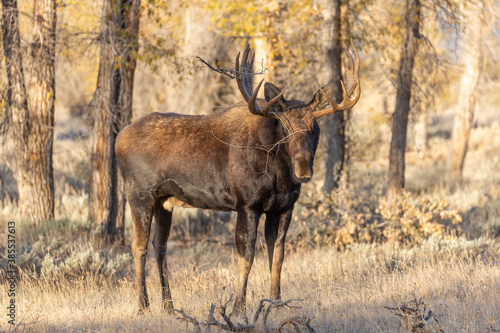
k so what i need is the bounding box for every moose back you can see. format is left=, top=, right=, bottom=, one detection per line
left=115, top=42, right=360, bottom=313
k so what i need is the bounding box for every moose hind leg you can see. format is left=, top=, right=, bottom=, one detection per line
left=264, top=210, right=292, bottom=300
left=234, top=208, right=260, bottom=313
left=130, top=192, right=155, bottom=313
left=153, top=200, right=174, bottom=312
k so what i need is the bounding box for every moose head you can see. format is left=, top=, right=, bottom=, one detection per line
left=232, top=41, right=360, bottom=183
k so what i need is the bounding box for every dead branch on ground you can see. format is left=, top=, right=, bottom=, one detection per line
left=174, top=298, right=315, bottom=332
left=384, top=295, right=443, bottom=333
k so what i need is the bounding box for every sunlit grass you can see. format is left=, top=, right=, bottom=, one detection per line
left=2, top=239, right=499, bottom=332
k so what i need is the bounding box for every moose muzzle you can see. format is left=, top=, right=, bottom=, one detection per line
left=293, top=153, right=313, bottom=182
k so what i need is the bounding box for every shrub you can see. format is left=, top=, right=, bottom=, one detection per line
left=0, top=218, right=132, bottom=284
left=289, top=189, right=463, bottom=252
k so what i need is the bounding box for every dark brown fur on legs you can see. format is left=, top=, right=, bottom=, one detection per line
left=152, top=201, right=174, bottom=313
left=129, top=191, right=154, bottom=313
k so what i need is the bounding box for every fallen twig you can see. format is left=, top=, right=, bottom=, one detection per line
left=173, top=298, right=315, bottom=333
left=384, top=295, right=443, bottom=333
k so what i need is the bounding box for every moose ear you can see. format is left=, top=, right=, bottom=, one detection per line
left=264, top=82, right=287, bottom=113
left=309, top=84, right=335, bottom=111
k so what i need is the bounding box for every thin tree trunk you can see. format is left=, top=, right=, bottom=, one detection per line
left=447, top=0, right=483, bottom=185
left=89, top=0, right=115, bottom=235
left=1, top=1, right=30, bottom=202
left=2, top=0, right=56, bottom=224
left=89, top=0, right=140, bottom=244
left=114, top=0, right=141, bottom=243
left=387, top=0, right=420, bottom=200
left=318, top=0, right=344, bottom=193
left=339, top=0, right=351, bottom=182
left=264, top=2, right=286, bottom=85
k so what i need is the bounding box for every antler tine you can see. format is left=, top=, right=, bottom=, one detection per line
left=260, top=87, right=286, bottom=116
left=234, top=44, right=283, bottom=119
left=342, top=47, right=353, bottom=71
left=241, top=43, right=251, bottom=67
left=248, top=79, right=265, bottom=116
left=313, top=38, right=361, bottom=119
left=343, top=38, right=359, bottom=96
left=235, top=46, right=252, bottom=103
left=244, top=49, right=255, bottom=96
left=249, top=49, right=255, bottom=71
left=352, top=38, right=360, bottom=75
left=247, top=79, right=285, bottom=118
left=341, top=46, right=352, bottom=71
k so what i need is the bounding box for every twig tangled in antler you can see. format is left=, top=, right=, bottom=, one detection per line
left=174, top=298, right=316, bottom=333
left=197, top=56, right=267, bottom=80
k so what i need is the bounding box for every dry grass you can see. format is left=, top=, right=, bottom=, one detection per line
left=1, top=238, right=499, bottom=332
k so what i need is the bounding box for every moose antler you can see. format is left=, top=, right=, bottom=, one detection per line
left=235, top=45, right=286, bottom=119
left=313, top=39, right=361, bottom=119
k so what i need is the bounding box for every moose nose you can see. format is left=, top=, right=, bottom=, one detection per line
left=293, top=153, right=313, bottom=181
left=294, top=163, right=312, bottom=180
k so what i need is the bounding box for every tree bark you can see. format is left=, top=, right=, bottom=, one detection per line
left=89, top=0, right=141, bottom=243
left=264, top=1, right=286, bottom=85
left=2, top=0, right=56, bottom=224
left=318, top=0, right=345, bottom=193
left=447, top=0, right=483, bottom=185
left=387, top=0, right=420, bottom=200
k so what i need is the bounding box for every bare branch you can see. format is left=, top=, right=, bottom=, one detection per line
left=199, top=45, right=287, bottom=119
left=197, top=56, right=267, bottom=80
left=254, top=299, right=304, bottom=327
left=384, top=295, right=443, bottom=333
left=174, top=298, right=315, bottom=333
left=173, top=308, right=202, bottom=333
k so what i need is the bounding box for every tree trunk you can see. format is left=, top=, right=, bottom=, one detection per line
left=264, top=1, right=286, bottom=85
left=89, top=0, right=141, bottom=243
left=387, top=0, right=420, bottom=200
left=318, top=0, right=345, bottom=193
left=339, top=0, right=351, bottom=181
left=447, top=0, right=483, bottom=185
left=115, top=0, right=141, bottom=243
left=2, top=0, right=56, bottom=224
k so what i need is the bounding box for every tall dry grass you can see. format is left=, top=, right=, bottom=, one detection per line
left=1, top=238, right=499, bottom=332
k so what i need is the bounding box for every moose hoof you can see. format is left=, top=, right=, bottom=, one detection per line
left=137, top=298, right=150, bottom=315
left=137, top=307, right=150, bottom=316
left=164, top=302, right=175, bottom=314
left=231, top=301, right=247, bottom=317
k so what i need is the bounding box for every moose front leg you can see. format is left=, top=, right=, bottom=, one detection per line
left=264, top=210, right=293, bottom=300
left=234, top=208, right=261, bottom=313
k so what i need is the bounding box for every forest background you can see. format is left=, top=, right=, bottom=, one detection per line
left=0, top=0, right=500, bottom=332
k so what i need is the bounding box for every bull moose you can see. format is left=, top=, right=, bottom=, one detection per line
left=115, top=41, right=360, bottom=313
